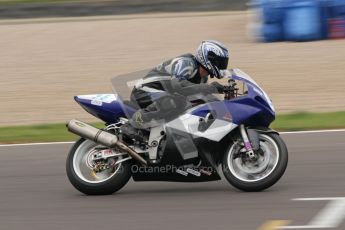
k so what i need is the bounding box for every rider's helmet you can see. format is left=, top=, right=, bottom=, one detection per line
left=195, top=40, right=229, bottom=79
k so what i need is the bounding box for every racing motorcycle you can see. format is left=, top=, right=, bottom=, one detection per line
left=66, top=69, right=288, bottom=195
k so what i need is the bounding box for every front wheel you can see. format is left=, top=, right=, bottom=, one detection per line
left=66, top=138, right=132, bottom=195
left=222, top=133, right=288, bottom=192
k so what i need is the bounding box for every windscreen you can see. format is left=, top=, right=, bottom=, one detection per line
left=232, top=68, right=258, bottom=86
left=231, top=68, right=275, bottom=112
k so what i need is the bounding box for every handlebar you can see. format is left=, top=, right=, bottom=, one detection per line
left=222, top=79, right=239, bottom=100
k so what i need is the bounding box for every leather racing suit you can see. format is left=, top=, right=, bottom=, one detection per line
left=130, top=53, right=220, bottom=128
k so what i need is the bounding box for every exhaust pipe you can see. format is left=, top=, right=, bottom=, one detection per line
left=67, top=119, right=147, bottom=166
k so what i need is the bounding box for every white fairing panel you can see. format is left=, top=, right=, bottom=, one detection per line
left=165, top=114, right=237, bottom=142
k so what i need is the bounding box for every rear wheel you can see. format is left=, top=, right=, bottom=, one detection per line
left=66, top=138, right=132, bottom=195
left=222, top=133, right=288, bottom=192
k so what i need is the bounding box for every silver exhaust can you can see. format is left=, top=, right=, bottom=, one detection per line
left=67, top=119, right=147, bottom=166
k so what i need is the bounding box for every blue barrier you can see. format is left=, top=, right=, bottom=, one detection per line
left=284, top=1, right=322, bottom=41
left=319, top=0, right=331, bottom=39
left=251, top=0, right=345, bottom=42
left=331, top=0, right=345, bottom=18
left=261, top=0, right=286, bottom=23
left=250, top=0, right=286, bottom=41
left=262, top=23, right=284, bottom=42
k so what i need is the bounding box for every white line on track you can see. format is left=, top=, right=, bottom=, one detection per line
left=293, top=197, right=345, bottom=201
left=0, top=129, right=344, bottom=147
left=280, top=129, right=345, bottom=135
left=280, top=197, right=345, bottom=229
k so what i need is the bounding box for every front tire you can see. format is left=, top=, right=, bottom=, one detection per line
left=66, top=138, right=132, bottom=195
left=222, top=133, right=288, bottom=192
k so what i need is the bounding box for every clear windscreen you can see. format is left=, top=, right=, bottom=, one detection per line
left=220, top=69, right=248, bottom=98
left=234, top=79, right=248, bottom=97
left=231, top=68, right=258, bottom=86
left=230, top=68, right=275, bottom=111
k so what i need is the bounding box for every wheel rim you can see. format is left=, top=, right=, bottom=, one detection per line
left=72, top=140, right=122, bottom=184
left=227, top=134, right=280, bottom=182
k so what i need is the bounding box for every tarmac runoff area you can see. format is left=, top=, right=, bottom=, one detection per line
left=0, top=130, right=344, bottom=230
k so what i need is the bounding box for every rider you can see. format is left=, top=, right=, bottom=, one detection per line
left=129, top=40, right=229, bottom=129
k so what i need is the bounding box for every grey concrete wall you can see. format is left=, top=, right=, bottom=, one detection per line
left=0, top=0, right=247, bottom=19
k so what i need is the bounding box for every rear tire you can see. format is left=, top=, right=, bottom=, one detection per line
left=66, top=138, right=132, bottom=195
left=222, top=133, right=288, bottom=192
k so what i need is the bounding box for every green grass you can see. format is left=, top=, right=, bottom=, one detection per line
left=0, top=111, right=344, bottom=144
left=0, top=0, right=88, bottom=5
left=0, top=122, right=103, bottom=144
left=271, top=111, right=345, bottom=131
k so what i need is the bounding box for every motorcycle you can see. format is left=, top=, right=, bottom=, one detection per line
left=66, top=68, right=288, bottom=195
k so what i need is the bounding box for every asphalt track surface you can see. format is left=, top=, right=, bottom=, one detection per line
left=0, top=131, right=344, bottom=230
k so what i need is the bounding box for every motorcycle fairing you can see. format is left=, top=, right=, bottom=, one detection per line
left=69, top=69, right=283, bottom=183
left=190, top=71, right=275, bottom=128
left=131, top=134, right=222, bottom=182
left=165, top=113, right=236, bottom=142
left=74, top=94, right=136, bottom=123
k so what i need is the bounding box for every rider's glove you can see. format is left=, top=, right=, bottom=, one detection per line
left=210, top=81, right=225, bottom=94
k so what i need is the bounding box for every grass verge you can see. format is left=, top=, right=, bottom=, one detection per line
left=0, top=0, right=86, bottom=4
left=271, top=111, right=345, bottom=131
left=0, top=111, right=344, bottom=144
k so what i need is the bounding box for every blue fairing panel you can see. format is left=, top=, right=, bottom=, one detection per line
left=191, top=96, right=275, bottom=127
left=74, top=94, right=137, bottom=123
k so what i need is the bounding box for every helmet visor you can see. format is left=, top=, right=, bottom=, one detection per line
left=209, top=51, right=229, bottom=71
left=214, top=56, right=228, bottom=70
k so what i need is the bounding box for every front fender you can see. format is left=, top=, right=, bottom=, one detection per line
left=248, top=126, right=279, bottom=135
left=247, top=127, right=279, bottom=151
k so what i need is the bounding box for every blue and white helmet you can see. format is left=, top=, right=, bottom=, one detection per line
left=195, top=40, right=229, bottom=78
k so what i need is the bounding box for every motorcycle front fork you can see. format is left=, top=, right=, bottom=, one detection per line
left=239, top=124, right=256, bottom=159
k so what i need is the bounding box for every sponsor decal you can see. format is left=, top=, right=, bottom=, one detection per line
left=91, top=100, right=102, bottom=106
left=223, top=112, right=233, bottom=121
left=101, top=149, right=114, bottom=156
left=78, top=94, right=117, bottom=103
left=176, top=169, right=188, bottom=176
left=186, top=168, right=201, bottom=177
left=200, top=169, right=212, bottom=176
